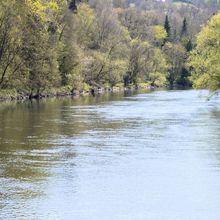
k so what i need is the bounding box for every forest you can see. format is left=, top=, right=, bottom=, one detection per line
left=0, top=0, right=219, bottom=99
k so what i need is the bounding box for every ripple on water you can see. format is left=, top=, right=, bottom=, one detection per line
left=1, top=90, right=220, bottom=220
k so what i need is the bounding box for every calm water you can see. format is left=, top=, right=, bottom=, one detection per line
left=0, top=90, right=220, bottom=220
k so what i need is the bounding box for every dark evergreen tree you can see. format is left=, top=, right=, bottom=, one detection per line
left=185, top=39, right=193, bottom=51
left=164, top=15, right=171, bottom=39
left=181, top=17, right=188, bottom=37
left=176, top=68, right=192, bottom=88
left=69, top=0, right=77, bottom=12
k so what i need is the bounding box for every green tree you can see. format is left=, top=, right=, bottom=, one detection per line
left=58, top=44, right=82, bottom=89
left=147, top=48, right=168, bottom=87
left=75, top=3, right=96, bottom=46
left=153, top=25, right=167, bottom=47
left=163, top=42, right=187, bottom=88
left=189, top=12, right=220, bottom=90
left=0, top=1, right=23, bottom=88
left=20, top=1, right=60, bottom=97
left=125, top=39, right=150, bottom=86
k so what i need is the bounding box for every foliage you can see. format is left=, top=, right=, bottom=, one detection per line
left=0, top=0, right=217, bottom=97
left=163, top=42, right=187, bottom=88
left=189, top=12, right=220, bottom=90
left=153, top=25, right=167, bottom=46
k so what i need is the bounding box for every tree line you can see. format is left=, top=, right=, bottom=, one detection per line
left=0, top=0, right=218, bottom=98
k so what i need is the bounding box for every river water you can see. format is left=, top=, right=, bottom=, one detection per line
left=0, top=90, right=220, bottom=220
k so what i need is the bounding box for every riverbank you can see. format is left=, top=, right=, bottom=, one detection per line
left=0, top=84, right=154, bottom=102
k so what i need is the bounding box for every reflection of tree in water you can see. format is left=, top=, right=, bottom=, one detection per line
left=0, top=92, right=133, bottom=208
left=0, top=99, right=84, bottom=205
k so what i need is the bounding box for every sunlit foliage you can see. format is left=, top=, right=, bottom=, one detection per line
left=189, top=12, right=220, bottom=90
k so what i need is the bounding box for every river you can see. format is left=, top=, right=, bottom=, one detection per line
left=0, top=90, right=220, bottom=220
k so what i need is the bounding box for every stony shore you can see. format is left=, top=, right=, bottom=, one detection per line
left=0, top=86, right=154, bottom=102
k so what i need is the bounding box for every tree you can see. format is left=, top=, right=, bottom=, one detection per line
left=113, top=0, right=127, bottom=8
left=163, top=42, right=187, bottom=88
left=164, top=15, right=171, bottom=40
left=188, top=12, right=220, bottom=90
left=185, top=38, right=193, bottom=51
left=82, top=9, right=130, bottom=87
left=75, top=3, right=96, bottom=46
left=23, top=13, right=59, bottom=97
left=125, top=39, right=150, bottom=86
left=147, top=48, right=168, bottom=87
left=181, top=17, right=188, bottom=37
left=0, top=1, right=23, bottom=88
left=69, top=0, right=78, bottom=12
left=153, top=25, right=167, bottom=46
left=58, top=44, right=82, bottom=89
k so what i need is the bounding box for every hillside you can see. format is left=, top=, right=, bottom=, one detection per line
left=0, top=0, right=218, bottom=100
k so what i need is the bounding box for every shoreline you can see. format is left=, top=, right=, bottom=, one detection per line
left=0, top=86, right=155, bottom=103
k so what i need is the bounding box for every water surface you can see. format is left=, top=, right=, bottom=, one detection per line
left=0, top=90, right=220, bottom=220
